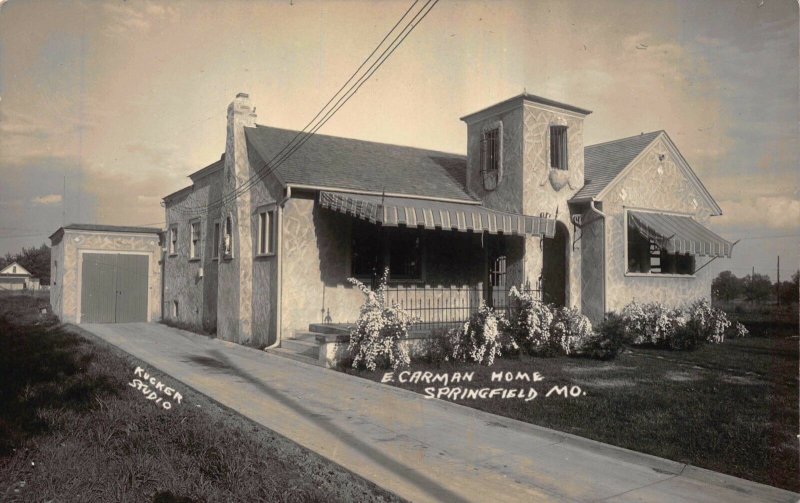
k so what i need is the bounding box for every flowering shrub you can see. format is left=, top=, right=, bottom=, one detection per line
left=506, top=286, right=554, bottom=354
left=551, top=307, right=594, bottom=355
left=505, top=287, right=593, bottom=356
left=446, top=302, right=509, bottom=365
left=347, top=269, right=414, bottom=371
left=618, top=298, right=747, bottom=350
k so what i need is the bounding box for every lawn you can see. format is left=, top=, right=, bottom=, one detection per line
left=344, top=319, right=799, bottom=492
left=0, top=292, right=402, bottom=503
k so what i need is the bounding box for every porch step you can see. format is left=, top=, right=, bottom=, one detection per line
left=282, top=338, right=319, bottom=357
left=267, top=347, right=321, bottom=367
left=291, top=331, right=326, bottom=342
left=308, top=323, right=352, bottom=335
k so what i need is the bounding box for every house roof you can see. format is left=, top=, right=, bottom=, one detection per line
left=460, top=93, right=592, bottom=123
left=244, top=125, right=475, bottom=202
left=572, top=131, right=664, bottom=201
left=189, top=156, right=224, bottom=182
left=0, top=261, right=31, bottom=277
left=49, top=224, right=162, bottom=241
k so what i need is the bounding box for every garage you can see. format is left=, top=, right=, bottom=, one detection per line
left=49, top=224, right=163, bottom=324
left=81, top=253, right=149, bottom=323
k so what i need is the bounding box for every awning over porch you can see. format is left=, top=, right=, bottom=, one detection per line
left=628, top=210, right=733, bottom=258
left=319, top=191, right=556, bottom=238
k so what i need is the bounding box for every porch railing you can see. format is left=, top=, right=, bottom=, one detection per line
left=382, top=285, right=541, bottom=331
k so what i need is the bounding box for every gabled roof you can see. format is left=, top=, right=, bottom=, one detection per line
left=572, top=131, right=663, bottom=201
left=0, top=261, right=31, bottom=277
left=244, top=125, right=475, bottom=202
left=572, top=130, right=722, bottom=215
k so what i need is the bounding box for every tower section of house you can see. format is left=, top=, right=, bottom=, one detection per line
left=461, top=94, right=591, bottom=309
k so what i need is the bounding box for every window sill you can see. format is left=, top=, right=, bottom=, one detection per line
left=255, top=253, right=276, bottom=259
left=212, top=257, right=219, bottom=262
left=221, top=255, right=234, bottom=261
left=625, top=272, right=696, bottom=279
left=168, top=253, right=178, bottom=258
left=188, top=257, right=201, bottom=262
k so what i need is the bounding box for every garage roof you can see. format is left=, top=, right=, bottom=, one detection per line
left=49, top=224, right=162, bottom=241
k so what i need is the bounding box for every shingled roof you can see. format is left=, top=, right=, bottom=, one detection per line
left=572, top=130, right=663, bottom=201
left=244, top=125, right=474, bottom=202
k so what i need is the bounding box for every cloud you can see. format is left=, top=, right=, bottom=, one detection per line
left=31, top=194, right=63, bottom=205
left=101, top=1, right=179, bottom=37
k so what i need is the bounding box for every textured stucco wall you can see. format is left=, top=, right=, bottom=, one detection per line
left=603, top=136, right=718, bottom=312
left=521, top=102, right=586, bottom=309
left=580, top=207, right=605, bottom=323
left=246, top=146, right=284, bottom=347
left=163, top=170, right=222, bottom=332
left=49, top=235, right=65, bottom=317
left=57, top=230, right=161, bottom=323
left=466, top=107, right=524, bottom=213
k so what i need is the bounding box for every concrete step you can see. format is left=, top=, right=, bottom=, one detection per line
left=266, top=347, right=321, bottom=367
left=308, top=323, right=352, bottom=335
left=291, top=331, right=324, bottom=342
left=282, top=338, right=319, bottom=357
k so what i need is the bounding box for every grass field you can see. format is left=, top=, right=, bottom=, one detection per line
left=0, top=293, right=402, bottom=503
left=345, top=319, right=799, bottom=492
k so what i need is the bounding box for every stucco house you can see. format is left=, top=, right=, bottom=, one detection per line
left=0, top=261, right=40, bottom=291
left=160, top=92, right=733, bottom=362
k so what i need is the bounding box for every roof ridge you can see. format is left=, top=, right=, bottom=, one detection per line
left=585, top=130, right=664, bottom=149
left=248, top=124, right=467, bottom=159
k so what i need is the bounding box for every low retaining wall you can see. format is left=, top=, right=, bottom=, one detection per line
left=316, top=332, right=438, bottom=368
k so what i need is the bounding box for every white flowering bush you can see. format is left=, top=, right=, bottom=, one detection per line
left=507, top=286, right=555, bottom=354
left=347, top=269, right=414, bottom=371
left=618, top=298, right=747, bottom=350
left=551, top=307, right=594, bottom=355
left=446, top=302, right=508, bottom=366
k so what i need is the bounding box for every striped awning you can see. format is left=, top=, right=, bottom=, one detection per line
left=319, top=191, right=556, bottom=238
left=628, top=210, right=733, bottom=258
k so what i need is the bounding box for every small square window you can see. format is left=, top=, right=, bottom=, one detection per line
left=256, top=209, right=276, bottom=256
left=550, top=125, right=568, bottom=170
left=190, top=220, right=201, bottom=260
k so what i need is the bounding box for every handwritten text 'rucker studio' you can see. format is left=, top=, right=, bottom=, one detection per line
left=128, top=366, right=183, bottom=410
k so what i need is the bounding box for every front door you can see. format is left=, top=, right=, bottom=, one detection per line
left=542, top=222, right=567, bottom=306
left=486, top=237, right=507, bottom=308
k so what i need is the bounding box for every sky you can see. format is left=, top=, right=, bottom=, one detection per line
left=0, top=0, right=797, bottom=281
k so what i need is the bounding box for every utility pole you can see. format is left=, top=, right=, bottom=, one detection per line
left=777, top=255, right=780, bottom=307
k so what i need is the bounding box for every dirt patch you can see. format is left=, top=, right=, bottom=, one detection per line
left=664, top=371, right=701, bottom=382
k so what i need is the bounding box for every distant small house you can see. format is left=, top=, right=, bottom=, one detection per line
left=157, top=92, right=734, bottom=351
left=0, top=261, right=41, bottom=291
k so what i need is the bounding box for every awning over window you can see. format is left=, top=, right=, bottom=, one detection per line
left=628, top=210, right=733, bottom=258
left=319, top=191, right=556, bottom=238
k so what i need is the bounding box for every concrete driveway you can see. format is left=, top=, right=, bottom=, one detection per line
left=75, top=322, right=797, bottom=503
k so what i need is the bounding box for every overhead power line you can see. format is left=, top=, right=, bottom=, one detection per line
left=172, top=0, right=440, bottom=216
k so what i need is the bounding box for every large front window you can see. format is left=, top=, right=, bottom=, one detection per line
left=351, top=220, right=423, bottom=281
left=627, top=217, right=695, bottom=275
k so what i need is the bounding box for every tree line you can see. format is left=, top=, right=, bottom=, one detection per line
left=712, top=269, right=799, bottom=305
left=1, top=244, right=50, bottom=285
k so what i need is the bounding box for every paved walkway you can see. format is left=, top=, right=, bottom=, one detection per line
left=76, top=323, right=796, bottom=503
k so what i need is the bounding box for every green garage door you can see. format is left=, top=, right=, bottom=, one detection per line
left=81, top=253, right=149, bottom=323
